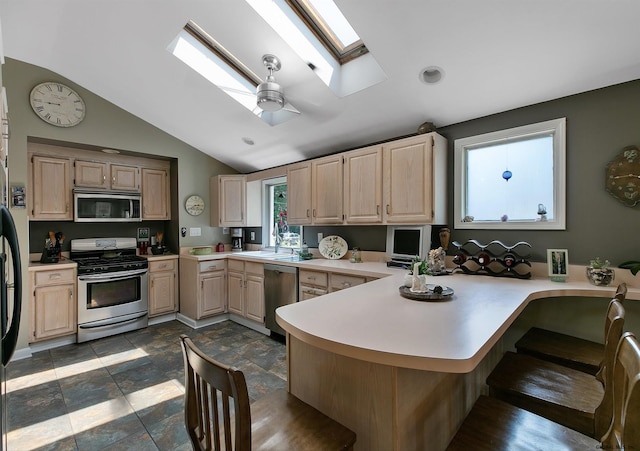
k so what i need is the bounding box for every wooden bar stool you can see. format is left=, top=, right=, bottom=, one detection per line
left=447, top=332, right=640, bottom=450
left=179, top=334, right=356, bottom=451
left=486, top=298, right=624, bottom=438
left=515, top=283, right=627, bottom=376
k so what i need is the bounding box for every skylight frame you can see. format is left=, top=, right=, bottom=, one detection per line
left=183, top=21, right=261, bottom=88
left=286, top=0, right=368, bottom=64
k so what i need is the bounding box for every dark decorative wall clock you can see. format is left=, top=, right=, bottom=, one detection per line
left=606, top=145, right=640, bottom=207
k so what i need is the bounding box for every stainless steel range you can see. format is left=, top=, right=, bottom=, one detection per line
left=71, top=237, right=148, bottom=343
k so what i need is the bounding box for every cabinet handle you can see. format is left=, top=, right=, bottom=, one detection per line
left=377, top=205, right=380, bottom=215
left=313, top=209, right=316, bottom=217
left=386, top=204, right=390, bottom=214
left=342, top=282, right=351, bottom=287
left=308, top=276, right=316, bottom=280
left=159, top=264, right=167, bottom=269
left=112, top=176, right=116, bottom=183
left=103, top=175, right=106, bottom=181
left=69, top=289, right=73, bottom=299
left=306, top=209, right=310, bottom=218
left=49, top=273, right=62, bottom=280
left=66, top=203, right=69, bottom=212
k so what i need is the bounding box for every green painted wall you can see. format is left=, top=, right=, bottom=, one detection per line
left=3, top=57, right=236, bottom=351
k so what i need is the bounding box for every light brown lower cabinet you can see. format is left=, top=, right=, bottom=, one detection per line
left=149, top=258, right=178, bottom=317
left=227, top=260, right=264, bottom=324
left=299, top=269, right=328, bottom=301
left=179, top=258, right=227, bottom=320
left=30, top=267, right=77, bottom=342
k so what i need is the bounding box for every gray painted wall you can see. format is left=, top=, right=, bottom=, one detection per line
left=439, top=80, right=640, bottom=266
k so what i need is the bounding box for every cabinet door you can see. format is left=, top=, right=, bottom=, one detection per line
left=33, top=284, right=76, bottom=340
left=227, top=270, right=244, bottom=316
left=149, top=271, right=177, bottom=316
left=312, top=155, right=343, bottom=224
left=111, top=164, right=140, bottom=191
left=142, top=168, right=169, bottom=220
left=383, top=135, right=434, bottom=223
left=199, top=271, right=226, bottom=317
left=210, top=175, right=246, bottom=227
left=75, top=160, right=108, bottom=189
left=245, top=274, right=264, bottom=323
left=344, top=145, right=383, bottom=223
left=286, top=162, right=312, bottom=225
left=31, top=155, right=73, bottom=220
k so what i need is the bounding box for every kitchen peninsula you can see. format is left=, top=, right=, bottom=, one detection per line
left=276, top=271, right=639, bottom=451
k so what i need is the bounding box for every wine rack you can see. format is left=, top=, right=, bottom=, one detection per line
left=451, top=240, right=532, bottom=279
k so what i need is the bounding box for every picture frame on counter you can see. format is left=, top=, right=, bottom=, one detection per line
left=547, top=248, right=569, bottom=280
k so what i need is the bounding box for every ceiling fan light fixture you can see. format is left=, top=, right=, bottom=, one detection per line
left=257, top=54, right=285, bottom=112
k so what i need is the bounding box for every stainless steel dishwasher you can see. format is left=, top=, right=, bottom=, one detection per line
left=264, top=263, right=298, bottom=336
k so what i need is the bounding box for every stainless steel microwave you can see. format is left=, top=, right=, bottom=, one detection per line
left=73, top=191, right=142, bottom=222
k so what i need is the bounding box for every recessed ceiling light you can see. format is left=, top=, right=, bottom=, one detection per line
left=102, top=148, right=120, bottom=154
left=242, top=137, right=255, bottom=145
left=419, top=66, right=444, bottom=84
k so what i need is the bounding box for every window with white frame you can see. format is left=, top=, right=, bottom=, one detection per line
left=454, top=118, right=566, bottom=230
left=263, top=177, right=302, bottom=249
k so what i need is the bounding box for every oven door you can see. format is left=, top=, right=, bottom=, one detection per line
left=77, top=268, right=148, bottom=325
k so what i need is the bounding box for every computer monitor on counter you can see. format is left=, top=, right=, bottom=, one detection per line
left=386, top=225, right=447, bottom=267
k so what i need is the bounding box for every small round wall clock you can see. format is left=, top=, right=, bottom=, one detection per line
left=29, top=81, right=86, bottom=127
left=185, top=195, right=205, bottom=216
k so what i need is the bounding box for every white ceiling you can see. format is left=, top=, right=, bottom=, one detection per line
left=2, top=1, right=640, bottom=173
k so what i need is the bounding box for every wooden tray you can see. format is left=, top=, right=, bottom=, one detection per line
left=399, top=285, right=454, bottom=301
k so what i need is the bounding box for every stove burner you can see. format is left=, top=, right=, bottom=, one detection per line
left=73, top=254, right=148, bottom=275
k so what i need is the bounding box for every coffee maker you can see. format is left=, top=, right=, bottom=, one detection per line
left=231, top=228, right=243, bottom=252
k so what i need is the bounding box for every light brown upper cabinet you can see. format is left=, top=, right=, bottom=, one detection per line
left=285, top=132, right=446, bottom=226
left=287, top=155, right=343, bottom=225
left=110, top=164, right=140, bottom=191
left=343, top=145, right=383, bottom=224
left=382, top=133, right=447, bottom=224
left=75, top=161, right=140, bottom=191
left=142, top=168, right=170, bottom=220
left=286, top=162, right=312, bottom=225
left=210, top=175, right=246, bottom=227
left=311, top=154, right=343, bottom=224
left=30, top=155, right=73, bottom=220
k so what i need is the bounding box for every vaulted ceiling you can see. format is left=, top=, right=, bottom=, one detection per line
left=2, top=1, right=640, bottom=173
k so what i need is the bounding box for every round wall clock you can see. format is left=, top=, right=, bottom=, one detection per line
left=29, top=82, right=86, bottom=127
left=606, top=145, right=640, bottom=207
left=185, top=195, right=205, bottom=216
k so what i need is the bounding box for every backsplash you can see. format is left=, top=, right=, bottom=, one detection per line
left=29, top=221, right=168, bottom=253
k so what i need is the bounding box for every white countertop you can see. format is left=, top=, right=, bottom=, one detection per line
left=276, top=271, right=639, bottom=373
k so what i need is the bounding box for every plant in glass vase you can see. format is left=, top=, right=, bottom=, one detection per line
left=586, top=257, right=615, bottom=286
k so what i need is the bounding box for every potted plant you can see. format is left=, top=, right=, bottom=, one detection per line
left=619, top=260, right=640, bottom=276
left=586, top=257, right=615, bottom=286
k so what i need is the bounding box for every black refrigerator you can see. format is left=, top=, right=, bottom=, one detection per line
left=0, top=205, right=22, bottom=450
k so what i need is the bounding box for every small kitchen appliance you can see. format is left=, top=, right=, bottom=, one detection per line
left=231, top=228, right=243, bottom=252
left=71, top=237, right=149, bottom=342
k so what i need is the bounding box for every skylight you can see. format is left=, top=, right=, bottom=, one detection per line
left=246, top=0, right=385, bottom=97
left=167, top=21, right=299, bottom=126
left=288, top=0, right=368, bottom=63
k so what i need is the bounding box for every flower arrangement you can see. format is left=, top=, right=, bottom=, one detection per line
left=408, top=255, right=429, bottom=275
left=589, top=257, right=610, bottom=269
left=586, top=257, right=615, bottom=286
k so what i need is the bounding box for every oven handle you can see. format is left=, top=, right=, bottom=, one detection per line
left=78, top=312, right=147, bottom=329
left=78, top=268, right=148, bottom=281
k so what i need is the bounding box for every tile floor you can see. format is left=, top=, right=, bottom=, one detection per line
left=6, top=320, right=287, bottom=450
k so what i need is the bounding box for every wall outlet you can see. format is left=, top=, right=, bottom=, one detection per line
left=317, top=232, right=323, bottom=242
left=190, top=227, right=201, bottom=237
left=223, top=227, right=229, bottom=234
left=250, top=231, right=255, bottom=240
